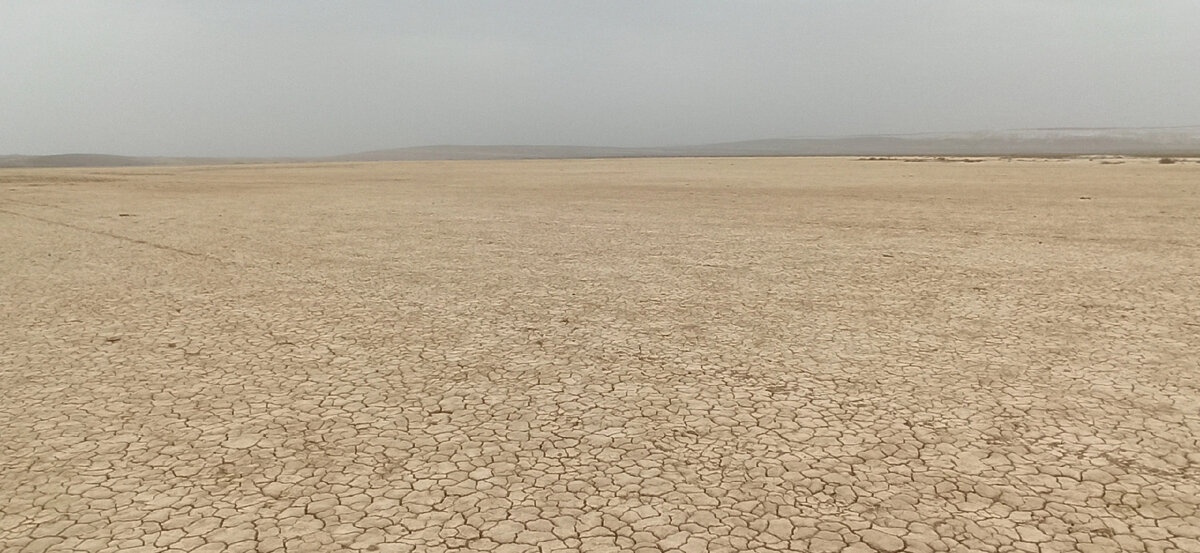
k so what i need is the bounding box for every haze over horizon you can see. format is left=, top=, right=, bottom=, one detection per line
left=3, top=1, right=1198, bottom=158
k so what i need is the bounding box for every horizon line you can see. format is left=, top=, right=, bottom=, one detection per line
left=4, top=124, right=1200, bottom=161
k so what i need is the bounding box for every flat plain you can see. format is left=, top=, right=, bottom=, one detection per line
left=1, top=157, right=1198, bottom=553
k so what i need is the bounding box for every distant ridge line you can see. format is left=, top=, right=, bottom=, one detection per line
left=774, top=124, right=1200, bottom=140
left=4, top=126, right=1200, bottom=167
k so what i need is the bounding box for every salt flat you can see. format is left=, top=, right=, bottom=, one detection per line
left=1, top=157, right=1198, bottom=552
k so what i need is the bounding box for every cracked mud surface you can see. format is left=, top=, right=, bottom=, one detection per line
left=2, top=157, right=1198, bottom=552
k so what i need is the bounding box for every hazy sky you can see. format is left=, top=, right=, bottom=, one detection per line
left=2, top=1, right=1198, bottom=157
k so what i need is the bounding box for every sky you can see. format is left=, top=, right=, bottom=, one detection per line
left=2, top=1, right=1198, bottom=157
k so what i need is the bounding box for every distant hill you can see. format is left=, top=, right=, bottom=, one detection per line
left=0, top=153, right=276, bottom=169
left=0, top=153, right=156, bottom=168
left=331, top=127, right=1200, bottom=161
left=5, top=126, right=1200, bottom=167
left=327, top=145, right=655, bottom=161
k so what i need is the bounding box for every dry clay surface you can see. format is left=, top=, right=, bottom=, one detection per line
left=1, top=157, right=1198, bottom=553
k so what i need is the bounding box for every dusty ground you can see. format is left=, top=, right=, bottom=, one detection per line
left=1, top=157, right=1198, bottom=553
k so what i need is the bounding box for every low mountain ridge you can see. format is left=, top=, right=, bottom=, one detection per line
left=4, top=127, right=1199, bottom=167
left=326, top=126, right=1200, bottom=161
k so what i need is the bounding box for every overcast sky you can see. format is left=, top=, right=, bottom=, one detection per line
left=2, top=1, right=1198, bottom=157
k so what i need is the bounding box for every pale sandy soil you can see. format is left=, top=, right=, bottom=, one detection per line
left=1, top=157, right=1198, bottom=552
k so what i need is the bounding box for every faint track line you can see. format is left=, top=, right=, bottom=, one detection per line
left=0, top=207, right=207, bottom=258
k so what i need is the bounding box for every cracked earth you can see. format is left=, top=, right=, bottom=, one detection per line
left=1, top=157, right=1198, bottom=552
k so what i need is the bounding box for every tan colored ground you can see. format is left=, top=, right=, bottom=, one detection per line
left=1, top=157, right=1198, bottom=553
